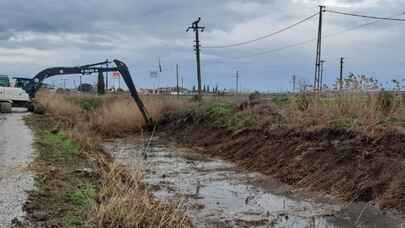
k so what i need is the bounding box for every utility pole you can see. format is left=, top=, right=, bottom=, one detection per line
left=105, top=60, right=109, bottom=92
left=79, top=75, right=82, bottom=90
left=313, top=5, right=326, bottom=92
left=339, top=57, right=344, bottom=91
left=320, top=60, right=326, bottom=92
left=292, top=75, right=296, bottom=93
left=176, top=64, right=180, bottom=96
left=187, top=17, right=205, bottom=100
left=181, top=77, right=184, bottom=89
left=235, top=70, right=239, bottom=94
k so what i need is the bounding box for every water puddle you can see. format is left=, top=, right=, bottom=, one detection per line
left=103, top=136, right=403, bottom=228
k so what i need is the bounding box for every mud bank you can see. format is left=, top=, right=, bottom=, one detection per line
left=159, top=112, right=405, bottom=216
left=0, top=113, right=34, bottom=227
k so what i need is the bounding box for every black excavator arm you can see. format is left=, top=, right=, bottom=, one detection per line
left=24, top=59, right=153, bottom=125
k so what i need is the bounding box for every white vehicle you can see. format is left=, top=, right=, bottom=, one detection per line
left=0, top=75, right=31, bottom=113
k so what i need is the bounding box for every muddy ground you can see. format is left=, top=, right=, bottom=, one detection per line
left=159, top=110, right=405, bottom=216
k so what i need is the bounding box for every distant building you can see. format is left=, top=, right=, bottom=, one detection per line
left=140, top=87, right=190, bottom=95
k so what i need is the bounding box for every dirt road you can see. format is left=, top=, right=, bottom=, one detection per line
left=0, top=112, right=34, bottom=227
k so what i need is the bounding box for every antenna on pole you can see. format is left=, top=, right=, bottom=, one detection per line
left=187, top=17, right=205, bottom=100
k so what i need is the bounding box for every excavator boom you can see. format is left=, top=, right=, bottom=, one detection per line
left=24, top=59, right=153, bottom=125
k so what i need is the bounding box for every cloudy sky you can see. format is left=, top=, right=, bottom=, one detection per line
left=1, top=0, right=404, bottom=92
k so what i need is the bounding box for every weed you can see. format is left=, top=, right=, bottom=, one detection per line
left=377, top=91, right=395, bottom=113
left=295, top=93, right=312, bottom=111
left=271, top=95, right=290, bottom=106
left=206, top=103, right=233, bottom=119
left=78, top=97, right=103, bottom=111
left=91, top=164, right=191, bottom=228
left=64, top=214, right=84, bottom=227
left=331, top=118, right=357, bottom=129
left=43, top=132, right=80, bottom=155
left=67, top=184, right=97, bottom=208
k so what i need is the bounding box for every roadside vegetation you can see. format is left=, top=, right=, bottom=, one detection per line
left=27, top=87, right=405, bottom=226
left=25, top=92, right=192, bottom=227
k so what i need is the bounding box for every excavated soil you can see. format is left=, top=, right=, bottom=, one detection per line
left=159, top=110, right=405, bottom=215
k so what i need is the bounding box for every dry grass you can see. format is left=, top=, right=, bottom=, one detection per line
left=92, top=161, right=191, bottom=228
left=283, top=92, right=405, bottom=135
left=37, top=92, right=83, bottom=125
left=37, top=92, right=190, bottom=137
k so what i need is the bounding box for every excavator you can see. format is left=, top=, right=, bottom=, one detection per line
left=0, top=59, right=153, bottom=125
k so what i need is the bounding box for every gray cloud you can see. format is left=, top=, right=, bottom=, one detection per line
left=0, top=0, right=404, bottom=91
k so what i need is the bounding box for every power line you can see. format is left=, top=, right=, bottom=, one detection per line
left=326, top=9, right=405, bottom=22
left=203, top=12, right=319, bottom=49
left=212, top=10, right=405, bottom=60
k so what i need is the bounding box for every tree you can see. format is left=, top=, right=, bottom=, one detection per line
left=343, top=73, right=379, bottom=91
left=78, top=83, right=93, bottom=93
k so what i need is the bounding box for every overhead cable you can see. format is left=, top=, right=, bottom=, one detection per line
left=223, top=11, right=405, bottom=59
left=326, top=9, right=405, bottom=22
left=203, top=12, right=319, bottom=49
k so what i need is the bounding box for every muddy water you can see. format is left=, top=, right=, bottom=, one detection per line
left=0, top=111, right=34, bottom=227
left=104, top=136, right=404, bottom=228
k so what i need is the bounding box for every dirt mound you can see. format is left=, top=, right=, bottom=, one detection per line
left=160, top=111, right=405, bottom=214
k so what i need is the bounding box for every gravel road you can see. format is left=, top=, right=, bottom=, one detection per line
left=0, top=112, right=34, bottom=227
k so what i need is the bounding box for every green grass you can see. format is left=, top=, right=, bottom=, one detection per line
left=271, top=95, right=290, bottom=106
left=206, top=102, right=233, bottom=119
left=41, top=131, right=80, bottom=158
left=67, top=184, right=97, bottom=208
left=64, top=214, right=85, bottom=227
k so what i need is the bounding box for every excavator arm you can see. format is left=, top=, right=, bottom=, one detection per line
left=24, top=59, right=153, bottom=125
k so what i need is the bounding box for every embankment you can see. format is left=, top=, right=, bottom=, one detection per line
left=159, top=104, right=405, bottom=215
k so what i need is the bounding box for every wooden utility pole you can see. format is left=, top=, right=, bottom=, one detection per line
left=187, top=17, right=205, bottom=100
left=339, top=57, right=344, bottom=91
left=313, top=5, right=326, bottom=92
left=176, top=64, right=180, bottom=96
